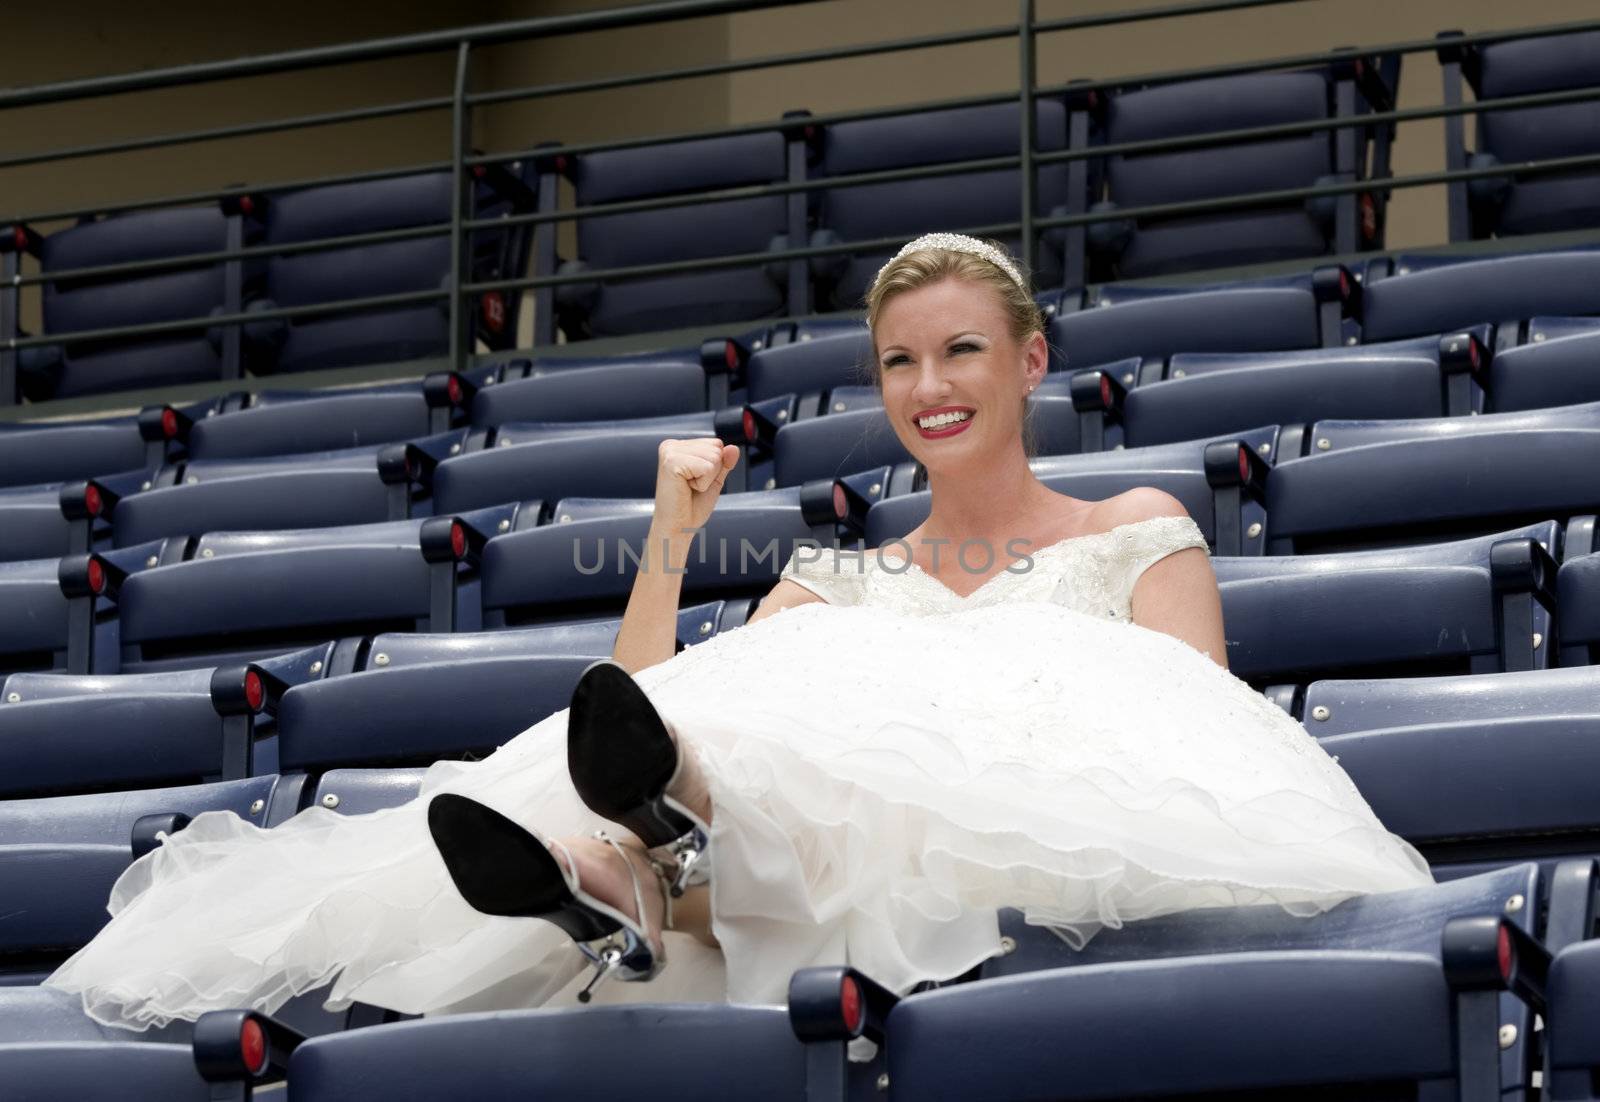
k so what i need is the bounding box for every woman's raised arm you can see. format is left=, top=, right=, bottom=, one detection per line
left=611, top=438, right=741, bottom=675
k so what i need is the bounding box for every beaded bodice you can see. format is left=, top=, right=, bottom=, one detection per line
left=778, top=515, right=1209, bottom=622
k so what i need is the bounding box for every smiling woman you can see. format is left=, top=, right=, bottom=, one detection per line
left=46, top=234, right=1433, bottom=1040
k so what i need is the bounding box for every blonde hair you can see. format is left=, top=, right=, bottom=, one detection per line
left=864, top=240, right=1046, bottom=458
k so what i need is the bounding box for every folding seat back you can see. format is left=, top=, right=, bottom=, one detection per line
left=1440, top=30, right=1600, bottom=240
left=274, top=654, right=591, bottom=772
left=431, top=421, right=741, bottom=516
left=471, top=356, right=715, bottom=426
left=0, top=775, right=286, bottom=982
left=259, top=1005, right=807, bottom=1102
left=0, top=485, right=74, bottom=563
left=744, top=326, right=873, bottom=404
left=1556, top=550, right=1600, bottom=665
left=0, top=414, right=155, bottom=490
left=0, top=540, right=163, bottom=677
left=364, top=599, right=740, bottom=668
left=1089, top=63, right=1393, bottom=279
left=1486, top=323, right=1600, bottom=414
left=555, top=131, right=800, bottom=338
left=1267, top=401, right=1600, bottom=553
left=182, top=373, right=481, bottom=461
left=1360, top=249, right=1600, bottom=343
left=113, top=510, right=511, bottom=672
left=1214, top=522, right=1559, bottom=684
left=248, top=169, right=535, bottom=375
left=813, top=99, right=1073, bottom=308
left=1304, top=667, right=1600, bottom=880
left=1052, top=271, right=1343, bottom=376
left=1110, top=334, right=1474, bottom=450
left=480, top=490, right=829, bottom=627
left=287, top=768, right=426, bottom=821
left=20, top=207, right=236, bottom=401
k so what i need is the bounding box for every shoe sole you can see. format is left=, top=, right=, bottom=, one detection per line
left=567, top=660, right=696, bottom=848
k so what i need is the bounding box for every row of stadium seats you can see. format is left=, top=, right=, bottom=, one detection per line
left=8, top=26, right=1600, bottom=405
left=0, top=804, right=1595, bottom=1098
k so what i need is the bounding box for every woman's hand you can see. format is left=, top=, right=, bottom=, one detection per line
left=651, top=438, right=741, bottom=538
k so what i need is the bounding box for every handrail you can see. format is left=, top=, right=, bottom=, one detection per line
left=22, top=74, right=1600, bottom=290
left=4, top=0, right=1600, bottom=403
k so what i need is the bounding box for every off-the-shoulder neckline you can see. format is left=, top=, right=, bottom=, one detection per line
left=868, top=515, right=1198, bottom=602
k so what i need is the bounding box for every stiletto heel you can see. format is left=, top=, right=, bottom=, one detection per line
left=567, top=659, right=711, bottom=897
left=427, top=793, right=671, bottom=1002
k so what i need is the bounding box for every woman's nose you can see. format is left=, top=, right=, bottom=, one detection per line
left=910, top=361, right=950, bottom=403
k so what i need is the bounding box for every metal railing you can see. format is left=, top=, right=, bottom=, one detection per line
left=2, top=0, right=1597, bottom=410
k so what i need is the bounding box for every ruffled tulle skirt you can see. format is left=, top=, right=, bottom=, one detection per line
left=45, top=601, right=1433, bottom=1031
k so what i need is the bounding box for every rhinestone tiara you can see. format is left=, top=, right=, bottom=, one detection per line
left=874, top=232, right=1028, bottom=292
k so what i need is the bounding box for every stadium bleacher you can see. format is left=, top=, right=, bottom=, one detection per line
left=10, top=1, right=1600, bottom=1098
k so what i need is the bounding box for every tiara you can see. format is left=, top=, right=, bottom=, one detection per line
left=874, top=232, right=1028, bottom=292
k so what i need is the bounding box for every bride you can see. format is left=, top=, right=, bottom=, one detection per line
left=45, top=233, right=1433, bottom=1031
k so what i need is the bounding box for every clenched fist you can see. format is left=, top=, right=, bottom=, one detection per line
left=651, top=437, right=741, bottom=538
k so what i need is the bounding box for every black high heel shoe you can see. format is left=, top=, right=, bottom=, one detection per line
left=567, top=659, right=710, bottom=897
left=427, top=792, right=670, bottom=1003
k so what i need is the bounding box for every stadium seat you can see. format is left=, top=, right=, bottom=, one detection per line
left=480, top=487, right=837, bottom=627
left=1485, top=320, right=1600, bottom=413
left=0, top=541, right=162, bottom=677
left=811, top=98, right=1075, bottom=306
left=13, top=206, right=245, bottom=402
left=1052, top=265, right=1356, bottom=377
left=1548, top=937, right=1600, bottom=1102
left=273, top=654, right=590, bottom=771
left=114, top=509, right=513, bottom=673
left=470, top=350, right=727, bottom=425
left=1084, top=61, right=1396, bottom=279
left=1360, top=248, right=1600, bottom=344
left=1555, top=547, right=1600, bottom=666
left=244, top=167, right=537, bottom=375
left=1214, top=522, right=1559, bottom=685
left=552, top=129, right=807, bottom=339
left=1303, top=667, right=1600, bottom=880
left=195, top=1004, right=809, bottom=1101
left=743, top=324, right=873, bottom=405
left=179, top=371, right=482, bottom=461
left=1438, top=29, right=1600, bottom=242
left=959, top=861, right=1569, bottom=1101
left=1077, top=332, right=1486, bottom=451
left=1264, top=400, right=1600, bottom=553
left=0, top=657, right=323, bottom=798
left=0, top=408, right=183, bottom=490
left=0, top=773, right=287, bottom=980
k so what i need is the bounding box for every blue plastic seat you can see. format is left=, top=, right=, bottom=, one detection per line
left=245, top=168, right=536, bottom=374
left=1087, top=62, right=1395, bottom=279
left=1264, top=401, right=1600, bottom=553
left=553, top=131, right=804, bottom=339
left=1080, top=333, right=1481, bottom=450
left=1214, top=522, right=1559, bottom=684
left=471, top=352, right=721, bottom=426
left=17, top=206, right=240, bottom=401
left=743, top=325, right=874, bottom=405
left=0, top=773, right=285, bottom=981
left=0, top=541, right=162, bottom=677
left=1053, top=267, right=1351, bottom=376
left=1360, top=249, right=1600, bottom=343
left=480, top=488, right=834, bottom=628
left=1439, top=29, right=1600, bottom=241
left=812, top=99, right=1073, bottom=307
left=785, top=859, right=1569, bottom=1100
left=1548, top=939, right=1600, bottom=1102
left=114, top=510, right=512, bottom=672
left=1485, top=320, right=1600, bottom=413
left=1303, top=666, right=1600, bottom=880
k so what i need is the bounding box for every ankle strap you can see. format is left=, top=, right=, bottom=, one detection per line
left=593, top=830, right=673, bottom=938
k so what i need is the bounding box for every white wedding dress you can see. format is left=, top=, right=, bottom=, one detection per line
left=45, top=514, right=1433, bottom=1031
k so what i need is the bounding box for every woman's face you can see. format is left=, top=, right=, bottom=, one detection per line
left=874, top=276, right=1045, bottom=474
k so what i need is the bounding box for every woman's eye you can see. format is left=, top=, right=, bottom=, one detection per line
left=882, top=355, right=909, bottom=368
left=949, top=342, right=979, bottom=355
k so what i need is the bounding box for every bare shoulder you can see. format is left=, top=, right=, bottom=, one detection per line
left=1091, top=487, right=1191, bottom=530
